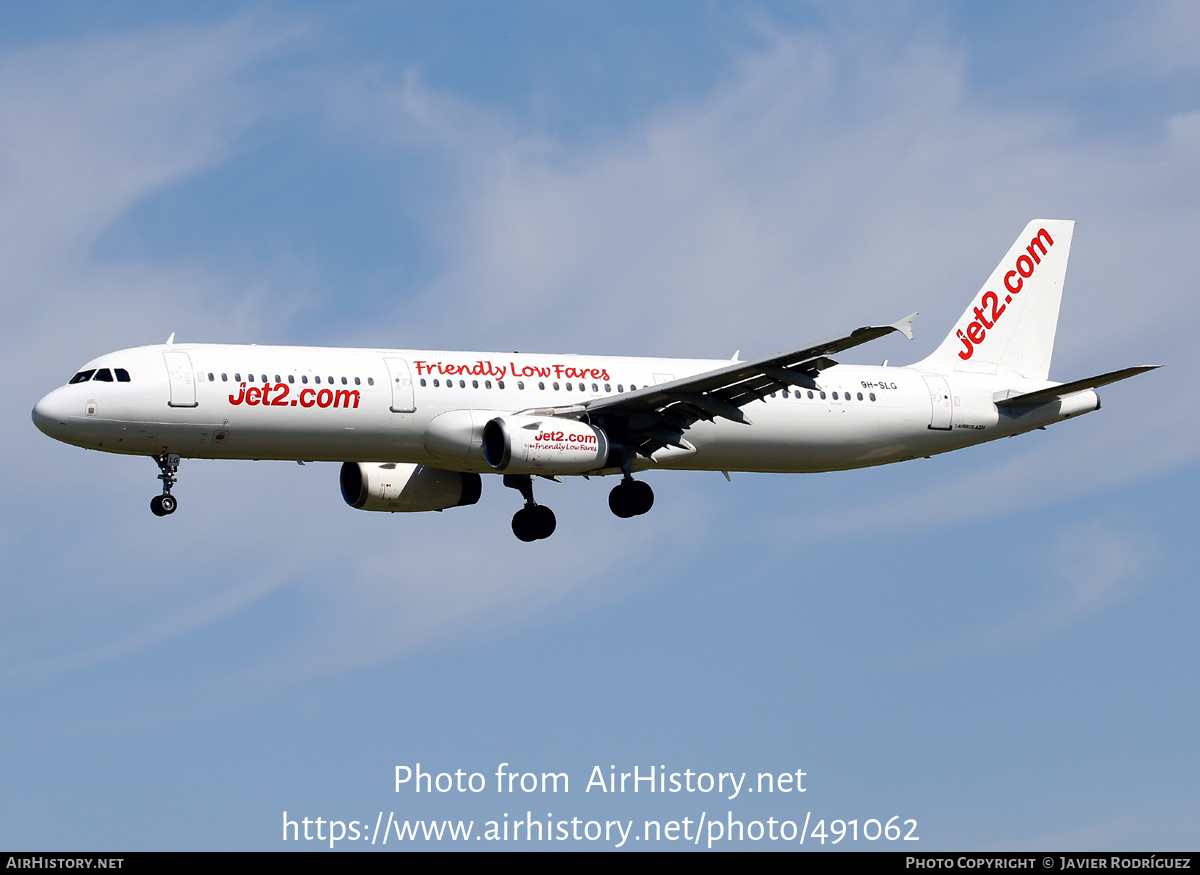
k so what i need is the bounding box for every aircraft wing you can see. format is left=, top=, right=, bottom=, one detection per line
left=520, top=313, right=917, bottom=459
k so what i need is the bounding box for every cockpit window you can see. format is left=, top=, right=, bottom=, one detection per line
left=93, top=368, right=114, bottom=382
left=69, top=370, right=95, bottom=384
left=115, top=369, right=131, bottom=382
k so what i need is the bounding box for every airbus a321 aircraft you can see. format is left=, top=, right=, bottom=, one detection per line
left=33, top=219, right=1153, bottom=541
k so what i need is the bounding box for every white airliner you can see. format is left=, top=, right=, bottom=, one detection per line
left=33, top=220, right=1153, bottom=541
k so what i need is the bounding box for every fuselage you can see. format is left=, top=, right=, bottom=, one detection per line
left=28, top=219, right=1143, bottom=541
left=31, top=342, right=1098, bottom=475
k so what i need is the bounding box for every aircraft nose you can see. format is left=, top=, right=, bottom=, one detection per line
left=32, top=387, right=74, bottom=439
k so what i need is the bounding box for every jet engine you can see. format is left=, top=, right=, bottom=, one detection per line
left=340, top=462, right=482, bottom=512
left=482, top=414, right=610, bottom=475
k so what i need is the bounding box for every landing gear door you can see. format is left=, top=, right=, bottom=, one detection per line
left=163, top=352, right=198, bottom=408
left=384, top=357, right=416, bottom=413
left=923, top=374, right=952, bottom=430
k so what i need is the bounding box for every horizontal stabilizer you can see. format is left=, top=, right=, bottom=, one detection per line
left=995, top=366, right=1158, bottom=408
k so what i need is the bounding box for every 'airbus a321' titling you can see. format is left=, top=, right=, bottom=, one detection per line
left=33, top=220, right=1154, bottom=540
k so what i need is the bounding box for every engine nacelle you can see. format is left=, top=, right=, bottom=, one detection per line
left=482, top=414, right=610, bottom=475
left=424, top=409, right=489, bottom=464
left=340, top=462, right=482, bottom=512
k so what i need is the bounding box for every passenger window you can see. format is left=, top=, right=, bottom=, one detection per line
left=770, top=391, right=776, bottom=398
left=354, top=377, right=360, bottom=385
left=604, top=384, right=611, bottom=392
left=870, top=393, right=876, bottom=401
left=221, top=373, right=228, bottom=382
left=820, top=392, right=826, bottom=399
left=565, top=382, right=572, bottom=391
left=857, top=392, right=863, bottom=400
left=93, top=368, right=113, bottom=382
left=302, top=375, right=308, bottom=384
left=420, top=379, right=427, bottom=387
left=248, top=374, right=255, bottom=382
left=592, top=383, right=598, bottom=392
left=433, top=379, right=439, bottom=387
left=235, top=373, right=242, bottom=382
left=472, top=380, right=479, bottom=388
left=617, top=384, right=624, bottom=392
left=314, top=376, right=320, bottom=384
left=262, top=375, right=268, bottom=383
left=630, top=384, right=637, bottom=391
left=341, top=377, right=348, bottom=385
left=327, top=376, right=333, bottom=384
left=485, top=380, right=491, bottom=389
left=274, top=375, right=281, bottom=383
left=807, top=390, right=814, bottom=399
left=458, top=380, right=465, bottom=388
left=367, top=378, right=374, bottom=386
left=498, top=380, right=506, bottom=389
left=539, top=382, right=545, bottom=390
left=517, top=381, right=524, bottom=390
left=288, top=375, right=294, bottom=384
left=832, top=392, right=839, bottom=400
left=554, top=382, right=561, bottom=391
left=207, top=372, right=215, bottom=382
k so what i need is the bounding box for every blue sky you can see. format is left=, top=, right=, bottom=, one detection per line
left=3, top=1, right=1199, bottom=850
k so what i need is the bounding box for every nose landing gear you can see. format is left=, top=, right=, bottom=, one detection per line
left=504, top=474, right=556, bottom=542
left=150, top=453, right=180, bottom=516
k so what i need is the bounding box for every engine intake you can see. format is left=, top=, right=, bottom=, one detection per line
left=482, top=415, right=610, bottom=475
left=340, top=462, right=482, bottom=512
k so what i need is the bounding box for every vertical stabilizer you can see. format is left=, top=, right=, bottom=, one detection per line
left=917, top=219, right=1074, bottom=381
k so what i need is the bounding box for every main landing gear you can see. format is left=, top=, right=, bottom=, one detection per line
left=608, top=476, right=654, bottom=519
left=504, top=474, right=556, bottom=542
left=502, top=468, right=654, bottom=541
left=608, top=454, right=654, bottom=519
left=150, top=453, right=180, bottom=517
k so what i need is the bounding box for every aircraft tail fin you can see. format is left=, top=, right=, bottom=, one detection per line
left=917, top=219, right=1074, bottom=380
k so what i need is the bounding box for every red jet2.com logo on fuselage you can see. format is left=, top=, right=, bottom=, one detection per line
left=957, top=227, right=1055, bottom=360
left=227, top=382, right=361, bottom=409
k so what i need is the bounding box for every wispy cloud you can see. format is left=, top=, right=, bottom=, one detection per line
left=338, top=20, right=1196, bottom=365
left=0, top=20, right=275, bottom=281
left=967, top=518, right=1157, bottom=652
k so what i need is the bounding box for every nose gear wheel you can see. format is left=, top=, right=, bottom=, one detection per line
left=151, top=453, right=180, bottom=516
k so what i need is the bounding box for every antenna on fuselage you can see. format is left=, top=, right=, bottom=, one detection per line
left=165, top=333, right=175, bottom=345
